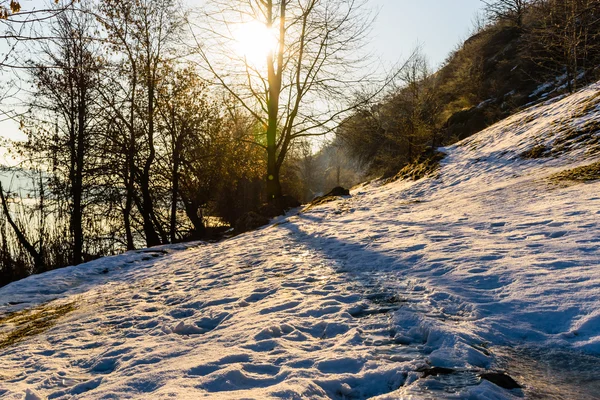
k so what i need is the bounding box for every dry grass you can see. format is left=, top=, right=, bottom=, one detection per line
left=573, top=91, right=600, bottom=119
left=549, top=120, right=600, bottom=156
left=387, top=151, right=446, bottom=183
left=520, top=144, right=548, bottom=159
left=548, top=162, right=600, bottom=184
left=301, top=195, right=343, bottom=213
left=0, top=302, right=75, bottom=349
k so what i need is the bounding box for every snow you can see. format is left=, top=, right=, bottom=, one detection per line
left=1, top=83, right=600, bottom=398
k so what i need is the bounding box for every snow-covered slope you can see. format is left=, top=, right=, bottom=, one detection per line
left=1, top=83, right=600, bottom=399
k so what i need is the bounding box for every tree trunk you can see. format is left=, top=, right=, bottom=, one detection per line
left=124, top=132, right=136, bottom=250
left=124, top=71, right=137, bottom=251
left=72, top=82, right=86, bottom=265
left=181, top=195, right=205, bottom=239
left=140, top=70, right=161, bottom=247
left=0, top=184, right=44, bottom=272
left=266, top=72, right=282, bottom=201
left=266, top=139, right=282, bottom=201
left=170, top=154, right=180, bottom=243
left=265, top=0, right=285, bottom=203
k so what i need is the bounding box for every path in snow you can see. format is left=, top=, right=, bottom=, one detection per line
left=0, top=228, right=480, bottom=399
left=2, top=83, right=600, bottom=399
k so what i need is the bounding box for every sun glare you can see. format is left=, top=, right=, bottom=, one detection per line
left=232, top=21, right=277, bottom=67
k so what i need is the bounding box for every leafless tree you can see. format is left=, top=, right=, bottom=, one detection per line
left=481, top=0, right=529, bottom=27
left=190, top=0, right=380, bottom=204
left=156, top=65, right=222, bottom=242
left=526, top=0, right=600, bottom=92
left=16, top=3, right=104, bottom=265
left=97, top=0, right=184, bottom=247
left=0, top=1, right=79, bottom=68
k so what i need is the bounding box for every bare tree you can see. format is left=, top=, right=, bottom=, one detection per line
left=191, top=0, right=377, bottom=205
left=481, top=0, right=529, bottom=27
left=0, top=181, right=44, bottom=272
left=18, top=3, right=103, bottom=265
left=98, top=0, right=184, bottom=247
left=526, top=0, right=600, bottom=92
left=156, top=65, right=222, bottom=242
left=0, top=1, right=79, bottom=68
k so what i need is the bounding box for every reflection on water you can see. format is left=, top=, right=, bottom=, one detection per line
left=496, top=346, right=600, bottom=400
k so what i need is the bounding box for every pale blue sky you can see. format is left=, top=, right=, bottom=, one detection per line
left=368, top=0, right=484, bottom=67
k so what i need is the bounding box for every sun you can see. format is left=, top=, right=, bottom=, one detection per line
left=232, top=21, right=277, bottom=67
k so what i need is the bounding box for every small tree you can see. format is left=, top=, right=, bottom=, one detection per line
left=481, top=0, right=529, bottom=27
left=156, top=66, right=222, bottom=241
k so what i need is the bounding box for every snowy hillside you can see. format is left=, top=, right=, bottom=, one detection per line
left=1, top=83, right=600, bottom=399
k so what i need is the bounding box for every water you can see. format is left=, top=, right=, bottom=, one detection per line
left=497, top=346, right=600, bottom=399
left=354, top=273, right=600, bottom=398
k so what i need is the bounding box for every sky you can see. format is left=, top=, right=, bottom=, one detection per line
left=367, top=0, right=484, bottom=67
left=0, top=0, right=484, bottom=162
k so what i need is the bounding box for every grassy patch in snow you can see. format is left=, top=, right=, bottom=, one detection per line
left=0, top=302, right=75, bottom=349
left=573, top=91, right=600, bottom=118
left=520, top=144, right=549, bottom=159
left=548, top=162, right=600, bottom=183
left=387, top=150, right=446, bottom=183
left=302, top=187, right=351, bottom=212
left=305, top=195, right=341, bottom=209
left=550, top=120, right=600, bottom=156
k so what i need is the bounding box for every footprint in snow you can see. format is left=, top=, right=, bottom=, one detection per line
left=169, top=308, right=195, bottom=319
left=258, top=301, right=302, bottom=315
left=47, top=377, right=103, bottom=399
left=316, top=357, right=364, bottom=374
left=187, top=364, right=221, bottom=376
left=254, top=324, right=295, bottom=340
left=543, top=230, right=569, bottom=238
left=242, top=363, right=281, bottom=376
left=203, top=297, right=239, bottom=307
left=171, top=312, right=230, bottom=335
left=90, top=357, right=119, bottom=374
left=245, top=289, right=276, bottom=303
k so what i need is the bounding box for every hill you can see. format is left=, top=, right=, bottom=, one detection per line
left=339, top=0, right=600, bottom=178
left=1, top=82, right=599, bottom=399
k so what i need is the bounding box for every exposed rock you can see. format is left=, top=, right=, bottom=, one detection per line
left=304, top=186, right=351, bottom=210
left=327, top=186, right=350, bottom=197
left=418, top=366, right=456, bottom=378
left=479, top=372, right=522, bottom=390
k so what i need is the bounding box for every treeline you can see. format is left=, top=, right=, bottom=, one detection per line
left=338, top=0, right=600, bottom=177
left=0, top=1, right=271, bottom=285
left=1, top=0, right=380, bottom=287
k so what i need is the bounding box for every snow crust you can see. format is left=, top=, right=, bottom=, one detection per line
left=1, top=83, right=600, bottom=399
